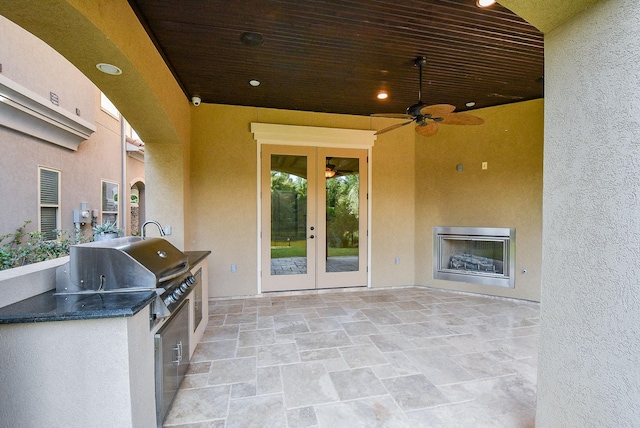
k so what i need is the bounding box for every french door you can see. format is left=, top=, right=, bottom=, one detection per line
left=261, top=145, right=368, bottom=292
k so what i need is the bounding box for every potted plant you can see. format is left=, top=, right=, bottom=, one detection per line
left=92, top=221, right=122, bottom=241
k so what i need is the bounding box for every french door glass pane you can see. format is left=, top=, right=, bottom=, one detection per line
left=270, top=154, right=308, bottom=275
left=325, top=157, right=359, bottom=272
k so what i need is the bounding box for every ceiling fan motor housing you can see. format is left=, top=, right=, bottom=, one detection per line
left=407, top=102, right=429, bottom=117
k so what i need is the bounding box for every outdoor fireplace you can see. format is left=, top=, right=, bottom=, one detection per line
left=433, top=227, right=515, bottom=288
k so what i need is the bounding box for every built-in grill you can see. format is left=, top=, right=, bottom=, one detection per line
left=55, top=236, right=196, bottom=323
left=55, top=235, right=197, bottom=427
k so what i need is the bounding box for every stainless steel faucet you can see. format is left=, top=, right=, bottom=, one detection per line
left=141, top=220, right=166, bottom=239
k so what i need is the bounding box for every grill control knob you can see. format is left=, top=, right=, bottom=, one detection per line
left=173, top=288, right=183, bottom=297
left=164, top=295, right=175, bottom=306
left=179, top=283, right=189, bottom=293
left=186, top=275, right=196, bottom=285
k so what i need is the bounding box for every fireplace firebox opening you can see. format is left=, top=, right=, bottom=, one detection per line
left=433, top=227, right=515, bottom=288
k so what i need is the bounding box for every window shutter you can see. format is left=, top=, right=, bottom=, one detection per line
left=40, top=207, right=58, bottom=240
left=40, top=169, right=59, bottom=205
left=39, top=168, right=60, bottom=240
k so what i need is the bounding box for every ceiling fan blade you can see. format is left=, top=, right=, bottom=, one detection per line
left=375, top=119, right=415, bottom=135
left=440, top=112, right=485, bottom=125
left=371, top=113, right=413, bottom=119
left=420, top=104, right=456, bottom=117
left=415, top=122, right=439, bottom=137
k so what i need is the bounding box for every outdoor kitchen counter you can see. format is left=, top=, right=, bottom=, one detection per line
left=0, top=250, right=211, bottom=324
left=187, top=250, right=211, bottom=268
left=0, top=289, right=156, bottom=324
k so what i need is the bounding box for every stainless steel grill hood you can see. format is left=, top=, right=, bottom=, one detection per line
left=56, top=236, right=189, bottom=294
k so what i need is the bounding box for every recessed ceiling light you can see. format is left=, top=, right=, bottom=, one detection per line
left=466, top=101, right=476, bottom=107
left=476, top=0, right=496, bottom=7
left=96, top=63, right=122, bottom=75
left=249, top=79, right=261, bottom=87
left=377, top=92, right=388, bottom=100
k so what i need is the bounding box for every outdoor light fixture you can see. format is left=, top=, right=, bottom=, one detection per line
left=96, top=63, right=122, bottom=75
left=249, top=79, right=261, bottom=87
left=325, top=158, right=337, bottom=178
left=377, top=92, right=388, bottom=100
left=476, top=0, right=496, bottom=7
left=325, top=167, right=336, bottom=178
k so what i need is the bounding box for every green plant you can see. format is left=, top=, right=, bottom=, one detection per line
left=0, top=220, right=88, bottom=271
left=92, top=221, right=122, bottom=236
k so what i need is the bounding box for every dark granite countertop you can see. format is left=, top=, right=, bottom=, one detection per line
left=187, top=250, right=211, bottom=268
left=0, top=290, right=157, bottom=324
left=0, top=250, right=210, bottom=325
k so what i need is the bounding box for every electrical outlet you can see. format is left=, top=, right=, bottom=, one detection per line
left=394, top=257, right=400, bottom=265
left=482, top=161, right=488, bottom=170
left=231, top=264, right=237, bottom=273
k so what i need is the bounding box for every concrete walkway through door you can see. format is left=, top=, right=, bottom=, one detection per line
left=271, top=256, right=359, bottom=275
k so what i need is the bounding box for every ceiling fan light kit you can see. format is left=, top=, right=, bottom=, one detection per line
left=373, top=57, right=485, bottom=137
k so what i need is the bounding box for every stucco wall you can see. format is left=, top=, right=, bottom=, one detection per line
left=414, top=99, right=543, bottom=302
left=0, top=0, right=192, bottom=249
left=0, top=17, right=144, bottom=239
left=0, top=15, right=95, bottom=125
left=537, top=0, right=640, bottom=425
left=370, top=123, right=417, bottom=287
left=0, top=14, right=100, bottom=237
left=190, top=102, right=539, bottom=299
left=190, top=105, right=419, bottom=297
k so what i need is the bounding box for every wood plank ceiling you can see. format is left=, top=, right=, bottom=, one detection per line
left=128, top=0, right=543, bottom=116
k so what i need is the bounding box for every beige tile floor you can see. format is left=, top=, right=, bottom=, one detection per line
left=163, top=287, right=539, bottom=428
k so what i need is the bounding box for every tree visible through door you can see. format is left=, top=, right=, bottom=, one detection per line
left=261, top=145, right=367, bottom=292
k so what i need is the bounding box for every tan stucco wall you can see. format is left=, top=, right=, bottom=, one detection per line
left=499, top=0, right=599, bottom=33
left=0, top=15, right=96, bottom=124
left=0, top=0, right=191, bottom=248
left=0, top=13, right=98, bottom=236
left=537, top=0, right=640, bottom=424
left=190, top=105, right=419, bottom=297
left=7, top=1, right=640, bottom=426
left=370, top=122, right=417, bottom=288
left=0, top=16, right=146, bottom=239
left=189, top=104, right=259, bottom=298
left=415, top=99, right=544, bottom=301
left=189, top=102, right=540, bottom=299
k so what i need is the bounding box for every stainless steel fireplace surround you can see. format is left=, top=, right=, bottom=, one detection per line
left=434, top=226, right=515, bottom=288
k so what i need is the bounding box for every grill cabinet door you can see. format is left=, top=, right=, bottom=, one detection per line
left=155, top=300, right=190, bottom=427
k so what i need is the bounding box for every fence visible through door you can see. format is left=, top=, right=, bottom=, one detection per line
left=261, top=145, right=368, bottom=292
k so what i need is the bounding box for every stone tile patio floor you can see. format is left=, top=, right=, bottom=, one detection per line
left=164, top=286, right=539, bottom=428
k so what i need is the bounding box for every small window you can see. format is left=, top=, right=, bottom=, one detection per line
left=100, top=92, right=120, bottom=119
left=39, top=167, right=60, bottom=240
left=102, top=180, right=119, bottom=225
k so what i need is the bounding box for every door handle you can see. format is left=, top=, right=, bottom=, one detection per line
left=309, top=235, right=315, bottom=239
left=173, top=341, right=183, bottom=365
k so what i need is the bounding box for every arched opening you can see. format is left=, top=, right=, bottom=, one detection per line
left=129, top=180, right=146, bottom=235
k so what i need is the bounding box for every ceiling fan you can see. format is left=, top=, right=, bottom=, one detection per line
left=373, top=57, right=485, bottom=137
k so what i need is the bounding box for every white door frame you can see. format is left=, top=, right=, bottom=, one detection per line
left=251, top=123, right=376, bottom=294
